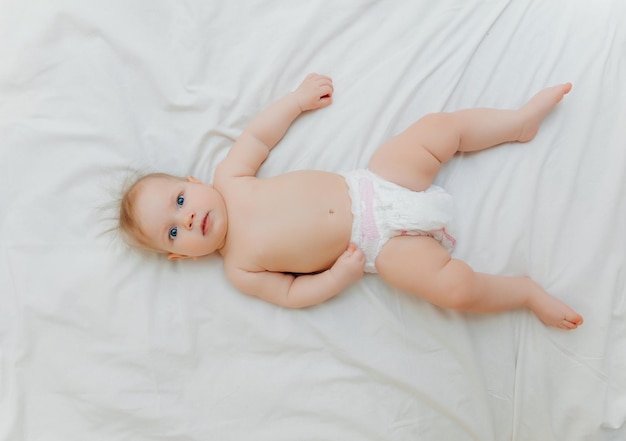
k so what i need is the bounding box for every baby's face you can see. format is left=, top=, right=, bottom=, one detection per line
left=134, top=176, right=228, bottom=258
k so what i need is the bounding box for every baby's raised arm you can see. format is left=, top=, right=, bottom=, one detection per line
left=216, top=73, right=334, bottom=179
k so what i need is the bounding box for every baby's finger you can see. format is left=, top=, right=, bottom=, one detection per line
left=319, top=84, right=333, bottom=96
left=311, top=73, right=331, bottom=82
left=354, top=248, right=365, bottom=263
left=317, top=78, right=333, bottom=91
left=317, top=95, right=333, bottom=108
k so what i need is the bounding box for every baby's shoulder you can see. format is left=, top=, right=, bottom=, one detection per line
left=214, top=171, right=258, bottom=194
left=220, top=247, right=262, bottom=280
left=213, top=150, right=265, bottom=182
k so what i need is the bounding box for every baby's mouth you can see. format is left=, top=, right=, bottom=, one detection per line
left=201, top=213, right=210, bottom=236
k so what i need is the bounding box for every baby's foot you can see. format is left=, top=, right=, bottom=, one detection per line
left=527, top=281, right=583, bottom=330
left=517, top=83, right=572, bottom=143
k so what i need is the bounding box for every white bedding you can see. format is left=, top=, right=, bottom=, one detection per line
left=1, top=1, right=625, bottom=439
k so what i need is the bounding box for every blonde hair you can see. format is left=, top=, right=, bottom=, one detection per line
left=118, top=172, right=185, bottom=253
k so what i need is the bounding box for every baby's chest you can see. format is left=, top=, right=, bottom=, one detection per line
left=242, top=201, right=349, bottom=247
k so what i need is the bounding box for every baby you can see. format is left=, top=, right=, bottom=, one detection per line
left=119, top=73, right=583, bottom=330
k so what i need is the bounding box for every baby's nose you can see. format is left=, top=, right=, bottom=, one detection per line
left=185, top=212, right=195, bottom=230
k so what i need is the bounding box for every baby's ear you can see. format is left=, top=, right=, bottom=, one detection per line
left=168, top=253, right=189, bottom=261
left=187, top=176, right=203, bottom=184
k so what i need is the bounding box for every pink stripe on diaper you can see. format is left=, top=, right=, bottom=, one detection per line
left=441, top=228, right=457, bottom=247
left=359, top=177, right=379, bottom=241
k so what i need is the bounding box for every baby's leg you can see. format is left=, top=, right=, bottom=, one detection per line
left=369, top=83, right=572, bottom=191
left=375, top=236, right=583, bottom=330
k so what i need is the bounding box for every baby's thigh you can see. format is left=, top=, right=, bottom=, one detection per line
left=375, top=235, right=452, bottom=303
left=368, top=129, right=440, bottom=192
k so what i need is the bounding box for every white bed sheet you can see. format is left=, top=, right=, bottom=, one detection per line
left=1, top=0, right=625, bottom=440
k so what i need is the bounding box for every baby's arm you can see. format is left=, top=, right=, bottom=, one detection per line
left=216, top=73, right=334, bottom=178
left=226, top=244, right=364, bottom=308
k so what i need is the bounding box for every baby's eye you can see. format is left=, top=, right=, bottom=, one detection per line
left=169, top=227, right=178, bottom=240
left=177, top=195, right=184, bottom=206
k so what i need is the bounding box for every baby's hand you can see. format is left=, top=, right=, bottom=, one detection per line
left=329, top=243, right=365, bottom=289
left=294, top=73, right=334, bottom=112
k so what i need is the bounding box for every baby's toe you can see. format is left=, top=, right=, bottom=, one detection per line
left=559, top=320, right=577, bottom=330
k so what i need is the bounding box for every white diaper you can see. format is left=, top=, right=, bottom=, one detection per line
left=341, top=169, right=456, bottom=273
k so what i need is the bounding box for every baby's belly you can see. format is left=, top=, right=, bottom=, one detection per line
left=251, top=171, right=353, bottom=273
left=260, top=226, right=350, bottom=273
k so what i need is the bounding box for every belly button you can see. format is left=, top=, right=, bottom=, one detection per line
left=328, top=209, right=335, bottom=215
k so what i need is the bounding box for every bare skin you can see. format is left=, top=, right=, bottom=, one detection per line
left=370, top=82, right=582, bottom=330
left=132, top=75, right=582, bottom=330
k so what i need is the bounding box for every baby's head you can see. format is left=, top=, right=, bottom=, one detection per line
left=119, top=173, right=228, bottom=259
